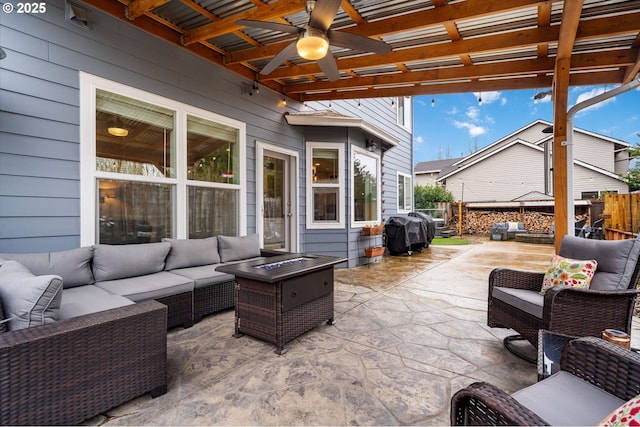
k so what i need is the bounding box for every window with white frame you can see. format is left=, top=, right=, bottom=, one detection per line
left=306, top=142, right=345, bottom=229
left=352, top=147, right=380, bottom=226
left=396, top=96, right=412, bottom=131
left=397, top=172, right=412, bottom=212
left=80, top=73, right=246, bottom=245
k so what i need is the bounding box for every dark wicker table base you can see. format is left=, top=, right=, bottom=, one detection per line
left=234, top=271, right=334, bottom=354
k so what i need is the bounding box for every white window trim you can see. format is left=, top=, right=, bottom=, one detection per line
left=396, top=96, right=413, bottom=132
left=397, top=171, right=412, bottom=213
left=305, top=141, right=345, bottom=229
left=351, top=146, right=381, bottom=228
left=79, top=72, right=246, bottom=246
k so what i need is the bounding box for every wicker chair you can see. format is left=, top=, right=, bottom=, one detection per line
left=488, top=235, right=640, bottom=361
left=451, top=337, right=640, bottom=425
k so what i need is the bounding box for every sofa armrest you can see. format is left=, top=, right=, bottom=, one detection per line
left=0, top=300, right=168, bottom=425
left=489, top=268, right=545, bottom=293
left=451, top=381, right=549, bottom=426
left=543, top=287, right=640, bottom=337
left=561, top=336, right=640, bottom=401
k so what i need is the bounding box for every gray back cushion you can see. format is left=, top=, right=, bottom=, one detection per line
left=559, top=235, right=640, bottom=291
left=0, top=260, right=63, bottom=331
left=92, top=242, right=171, bottom=282
left=218, top=234, right=261, bottom=263
left=0, top=247, right=94, bottom=288
left=163, top=237, right=220, bottom=270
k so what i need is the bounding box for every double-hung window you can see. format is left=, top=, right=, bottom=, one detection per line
left=397, top=172, right=412, bottom=212
left=306, top=142, right=344, bottom=229
left=352, top=147, right=380, bottom=226
left=80, top=73, right=245, bottom=245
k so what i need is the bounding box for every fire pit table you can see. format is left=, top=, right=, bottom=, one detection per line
left=217, top=253, right=345, bottom=354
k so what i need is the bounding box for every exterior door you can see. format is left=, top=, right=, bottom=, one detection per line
left=261, top=149, right=295, bottom=251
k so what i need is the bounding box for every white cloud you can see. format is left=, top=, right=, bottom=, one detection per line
left=466, top=106, right=480, bottom=121
left=473, top=91, right=502, bottom=104
left=415, top=135, right=424, bottom=144
left=448, top=107, right=459, bottom=115
left=415, top=99, right=427, bottom=107
left=453, top=120, right=487, bottom=137
left=572, top=87, right=616, bottom=114
left=501, top=97, right=507, bottom=106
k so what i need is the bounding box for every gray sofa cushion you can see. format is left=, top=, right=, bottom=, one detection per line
left=512, top=371, right=623, bottom=425
left=492, top=287, right=544, bottom=319
left=95, top=271, right=193, bottom=302
left=92, top=242, right=171, bottom=282
left=59, top=285, right=134, bottom=320
left=170, top=265, right=235, bottom=289
left=559, top=236, right=640, bottom=291
left=163, top=237, right=220, bottom=270
left=0, top=260, right=63, bottom=330
left=0, top=246, right=94, bottom=288
left=218, top=234, right=261, bottom=263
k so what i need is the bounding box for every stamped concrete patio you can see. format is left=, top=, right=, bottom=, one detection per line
left=91, top=238, right=634, bottom=426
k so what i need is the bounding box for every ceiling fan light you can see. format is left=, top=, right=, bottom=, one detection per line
left=296, top=28, right=329, bottom=60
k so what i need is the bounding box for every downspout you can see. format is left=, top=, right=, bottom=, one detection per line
left=564, top=74, right=640, bottom=235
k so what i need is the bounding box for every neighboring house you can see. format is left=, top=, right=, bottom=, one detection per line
left=415, top=120, right=629, bottom=203
left=414, top=158, right=464, bottom=187
left=0, top=2, right=413, bottom=268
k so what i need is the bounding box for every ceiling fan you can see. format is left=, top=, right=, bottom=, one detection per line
left=237, top=0, right=391, bottom=82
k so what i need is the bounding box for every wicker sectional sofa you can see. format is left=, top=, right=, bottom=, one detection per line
left=0, top=234, right=273, bottom=425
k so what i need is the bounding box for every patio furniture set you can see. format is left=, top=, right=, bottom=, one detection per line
left=2, top=229, right=640, bottom=425
left=454, top=234, right=640, bottom=425
left=0, top=234, right=342, bottom=425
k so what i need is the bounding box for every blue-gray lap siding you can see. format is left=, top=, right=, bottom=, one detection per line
left=0, top=0, right=413, bottom=266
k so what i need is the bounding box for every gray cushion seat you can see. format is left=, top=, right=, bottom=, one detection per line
left=59, top=285, right=134, bottom=320
left=491, top=287, right=543, bottom=318
left=95, top=271, right=194, bottom=302
left=169, top=265, right=235, bottom=289
left=512, top=371, right=623, bottom=425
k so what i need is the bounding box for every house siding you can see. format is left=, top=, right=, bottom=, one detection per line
left=572, top=132, right=615, bottom=172
left=0, top=0, right=412, bottom=266
left=572, top=165, right=627, bottom=199
left=444, top=144, right=545, bottom=202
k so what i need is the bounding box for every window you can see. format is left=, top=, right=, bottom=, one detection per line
left=306, top=142, right=344, bottom=229
left=396, top=96, right=412, bottom=131
left=581, top=191, right=599, bottom=199
left=352, top=147, right=380, bottom=226
left=397, top=172, right=412, bottom=212
left=81, top=73, right=246, bottom=245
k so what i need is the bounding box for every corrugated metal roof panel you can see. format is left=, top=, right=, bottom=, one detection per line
left=457, top=6, right=540, bottom=38
left=349, top=0, right=434, bottom=22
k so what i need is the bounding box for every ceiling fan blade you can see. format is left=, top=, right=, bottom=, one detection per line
left=260, top=41, right=299, bottom=75
left=308, top=0, right=342, bottom=32
left=236, top=19, right=300, bottom=35
left=317, top=54, right=340, bottom=82
left=328, top=30, right=391, bottom=54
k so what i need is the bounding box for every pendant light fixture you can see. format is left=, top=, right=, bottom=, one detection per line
left=107, top=117, right=129, bottom=137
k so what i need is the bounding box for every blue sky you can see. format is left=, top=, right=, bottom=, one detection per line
left=412, top=85, right=640, bottom=163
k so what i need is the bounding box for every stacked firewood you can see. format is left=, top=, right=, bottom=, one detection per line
left=449, top=211, right=565, bottom=234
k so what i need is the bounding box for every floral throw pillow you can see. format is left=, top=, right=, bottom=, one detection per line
left=540, top=255, right=597, bottom=295
left=599, top=394, right=640, bottom=426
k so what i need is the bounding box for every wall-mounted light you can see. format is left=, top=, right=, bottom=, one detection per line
left=366, top=139, right=377, bottom=152
left=534, top=89, right=553, bottom=100
left=107, top=117, right=128, bottom=137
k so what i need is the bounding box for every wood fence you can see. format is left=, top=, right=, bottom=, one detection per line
left=603, top=193, right=640, bottom=239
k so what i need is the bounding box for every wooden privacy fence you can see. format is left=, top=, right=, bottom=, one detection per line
left=603, top=193, right=640, bottom=239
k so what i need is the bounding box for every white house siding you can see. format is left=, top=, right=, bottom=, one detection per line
left=415, top=172, right=439, bottom=187
left=572, top=164, right=628, bottom=199
left=0, top=0, right=413, bottom=262
left=443, top=144, right=545, bottom=202
left=572, top=132, right=615, bottom=171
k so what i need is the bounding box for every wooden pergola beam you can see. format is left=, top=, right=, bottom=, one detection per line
left=552, top=0, right=584, bottom=251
